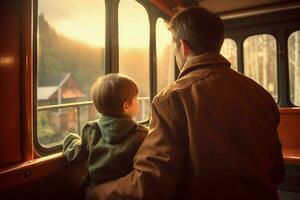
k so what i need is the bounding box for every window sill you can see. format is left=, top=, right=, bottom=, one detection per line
left=0, top=153, right=66, bottom=192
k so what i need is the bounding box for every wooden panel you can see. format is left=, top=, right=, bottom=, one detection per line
left=149, top=0, right=176, bottom=16
left=0, top=154, right=86, bottom=200
left=20, top=0, right=34, bottom=162
left=198, top=0, right=293, bottom=14
left=171, top=0, right=186, bottom=8
left=279, top=108, right=300, bottom=165
left=0, top=0, right=22, bottom=167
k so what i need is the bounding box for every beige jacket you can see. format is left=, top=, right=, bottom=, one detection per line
left=86, top=53, right=284, bottom=200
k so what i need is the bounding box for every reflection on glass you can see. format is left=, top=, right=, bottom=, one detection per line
left=156, top=18, right=174, bottom=93
left=37, top=0, right=105, bottom=147
left=220, top=38, right=238, bottom=71
left=119, top=0, right=149, bottom=121
left=243, top=34, right=277, bottom=100
left=288, top=30, right=300, bottom=106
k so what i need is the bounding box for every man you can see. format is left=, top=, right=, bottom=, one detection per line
left=87, top=6, right=284, bottom=200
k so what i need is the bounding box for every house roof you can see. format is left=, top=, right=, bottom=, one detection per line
left=37, top=86, right=58, bottom=100
left=38, top=73, right=70, bottom=87
left=37, top=73, right=85, bottom=100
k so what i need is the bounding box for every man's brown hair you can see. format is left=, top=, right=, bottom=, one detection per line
left=168, top=6, right=224, bottom=54
left=91, top=74, right=138, bottom=117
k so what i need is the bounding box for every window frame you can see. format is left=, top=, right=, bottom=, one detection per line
left=155, top=17, right=177, bottom=93
left=221, top=37, right=238, bottom=71
left=33, top=0, right=107, bottom=155
left=33, top=2, right=300, bottom=155
left=287, top=29, right=300, bottom=107
left=242, top=33, right=278, bottom=101
left=33, top=0, right=162, bottom=155
left=118, top=0, right=152, bottom=122
left=223, top=8, right=300, bottom=107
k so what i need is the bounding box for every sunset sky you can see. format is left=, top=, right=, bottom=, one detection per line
left=38, top=0, right=172, bottom=51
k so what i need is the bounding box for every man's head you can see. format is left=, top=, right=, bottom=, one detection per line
left=168, top=6, right=224, bottom=69
left=91, top=74, right=139, bottom=118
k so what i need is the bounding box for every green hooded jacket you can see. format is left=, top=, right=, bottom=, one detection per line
left=63, top=115, right=148, bottom=184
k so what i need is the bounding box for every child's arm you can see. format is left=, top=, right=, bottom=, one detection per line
left=62, top=124, right=91, bottom=164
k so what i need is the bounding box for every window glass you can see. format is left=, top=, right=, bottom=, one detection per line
left=37, top=0, right=105, bottom=147
left=119, top=0, right=149, bottom=121
left=243, top=34, right=277, bottom=100
left=220, top=38, right=238, bottom=71
left=156, top=18, right=175, bottom=93
left=288, top=30, right=300, bottom=106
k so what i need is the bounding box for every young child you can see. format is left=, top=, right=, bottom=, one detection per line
left=63, top=73, right=148, bottom=186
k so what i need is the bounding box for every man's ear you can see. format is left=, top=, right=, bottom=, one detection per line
left=180, top=39, right=192, bottom=56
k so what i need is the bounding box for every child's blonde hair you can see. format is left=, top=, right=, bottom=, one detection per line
left=91, top=74, right=138, bottom=117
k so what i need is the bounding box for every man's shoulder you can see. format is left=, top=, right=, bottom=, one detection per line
left=154, top=70, right=210, bottom=105
left=233, top=70, right=277, bottom=101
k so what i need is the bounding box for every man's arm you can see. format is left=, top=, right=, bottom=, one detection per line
left=271, top=103, right=285, bottom=185
left=271, top=131, right=285, bottom=186
left=86, top=97, right=188, bottom=200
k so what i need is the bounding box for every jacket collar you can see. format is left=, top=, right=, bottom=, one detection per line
left=178, top=52, right=231, bottom=79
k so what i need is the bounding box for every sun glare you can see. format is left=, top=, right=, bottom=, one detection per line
left=38, top=0, right=105, bottom=48
left=54, top=20, right=105, bottom=48
left=119, top=0, right=149, bottom=48
left=38, top=0, right=172, bottom=49
left=156, top=18, right=172, bottom=54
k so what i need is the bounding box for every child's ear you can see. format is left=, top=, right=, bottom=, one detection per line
left=123, top=101, right=129, bottom=113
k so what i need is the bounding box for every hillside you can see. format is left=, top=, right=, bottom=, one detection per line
left=38, top=14, right=105, bottom=95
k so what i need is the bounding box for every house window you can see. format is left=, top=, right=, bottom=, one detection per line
left=36, top=0, right=105, bottom=148
left=156, top=18, right=175, bottom=93
left=243, top=34, right=277, bottom=100
left=288, top=30, right=300, bottom=106
left=118, top=0, right=150, bottom=121
left=220, top=38, right=238, bottom=71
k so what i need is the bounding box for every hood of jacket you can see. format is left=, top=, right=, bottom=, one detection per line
left=97, top=115, right=137, bottom=144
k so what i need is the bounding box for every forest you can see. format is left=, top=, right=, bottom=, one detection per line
left=38, top=14, right=105, bottom=98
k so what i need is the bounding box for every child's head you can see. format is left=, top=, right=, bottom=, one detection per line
left=91, top=74, right=139, bottom=118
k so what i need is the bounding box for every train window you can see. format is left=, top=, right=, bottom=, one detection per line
left=36, top=0, right=105, bottom=148
left=243, top=34, right=278, bottom=100
left=288, top=30, right=300, bottom=106
left=156, top=18, right=174, bottom=93
left=118, top=0, right=150, bottom=121
left=220, top=38, right=238, bottom=71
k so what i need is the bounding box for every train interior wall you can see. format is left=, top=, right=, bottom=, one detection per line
left=0, top=0, right=299, bottom=199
